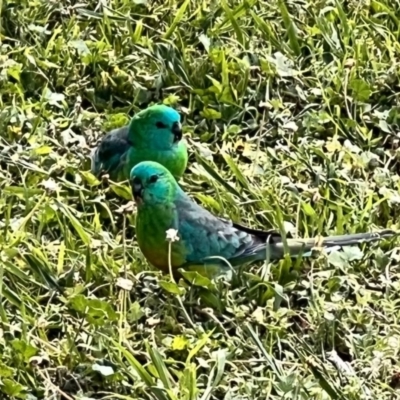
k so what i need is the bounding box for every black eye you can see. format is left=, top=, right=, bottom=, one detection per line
left=155, top=121, right=167, bottom=129
left=149, top=175, right=158, bottom=183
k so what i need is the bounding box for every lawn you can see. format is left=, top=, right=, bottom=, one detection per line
left=1, top=0, right=400, bottom=399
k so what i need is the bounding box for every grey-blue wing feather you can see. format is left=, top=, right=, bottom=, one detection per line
left=174, top=193, right=397, bottom=273
left=174, top=193, right=272, bottom=264
left=91, top=126, right=131, bottom=178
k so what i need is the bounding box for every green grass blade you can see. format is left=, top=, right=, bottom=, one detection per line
left=164, top=0, right=191, bottom=40
left=194, top=153, right=243, bottom=198
left=146, top=341, right=174, bottom=390
left=220, top=0, right=246, bottom=48
left=278, top=0, right=301, bottom=55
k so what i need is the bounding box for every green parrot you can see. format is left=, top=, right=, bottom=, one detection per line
left=129, top=161, right=397, bottom=279
left=91, top=105, right=188, bottom=181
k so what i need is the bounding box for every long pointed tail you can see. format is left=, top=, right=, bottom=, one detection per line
left=268, top=229, right=397, bottom=260
left=182, top=229, right=397, bottom=281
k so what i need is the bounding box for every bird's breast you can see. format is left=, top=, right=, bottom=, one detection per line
left=135, top=206, right=186, bottom=271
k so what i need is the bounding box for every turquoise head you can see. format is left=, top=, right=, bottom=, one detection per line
left=130, top=161, right=179, bottom=206
left=129, top=105, right=183, bottom=150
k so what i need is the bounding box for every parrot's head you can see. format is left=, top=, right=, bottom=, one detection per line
left=130, top=161, right=179, bottom=207
left=129, top=105, right=183, bottom=150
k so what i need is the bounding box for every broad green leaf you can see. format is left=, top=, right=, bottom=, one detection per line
left=128, top=302, right=145, bottom=323
left=159, top=280, right=186, bottom=295
left=110, top=184, right=132, bottom=200
left=32, top=145, right=52, bottom=155
left=302, top=202, right=316, bottom=217
left=1, top=379, right=25, bottom=397
left=11, top=339, right=38, bottom=361
left=350, top=78, right=371, bottom=102
left=179, top=270, right=213, bottom=288
left=70, top=39, right=91, bottom=55
left=201, top=108, right=221, bottom=120
left=80, top=170, right=101, bottom=186
left=0, top=363, right=14, bottom=378
left=328, top=251, right=346, bottom=268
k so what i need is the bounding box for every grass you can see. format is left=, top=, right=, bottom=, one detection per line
left=1, top=0, right=400, bottom=398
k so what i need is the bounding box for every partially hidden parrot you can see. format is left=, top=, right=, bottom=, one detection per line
left=129, top=161, right=397, bottom=279
left=91, top=105, right=188, bottom=182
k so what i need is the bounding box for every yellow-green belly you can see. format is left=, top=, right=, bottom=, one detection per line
left=136, top=205, right=186, bottom=272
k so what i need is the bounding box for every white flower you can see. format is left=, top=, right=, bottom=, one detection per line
left=92, top=363, right=114, bottom=377
left=166, top=228, right=179, bottom=242
left=116, top=277, right=134, bottom=291
left=41, top=178, right=59, bottom=192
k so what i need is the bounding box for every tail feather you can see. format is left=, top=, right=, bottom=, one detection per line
left=268, top=229, right=397, bottom=259
left=182, top=229, right=398, bottom=281
left=90, top=147, right=101, bottom=176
